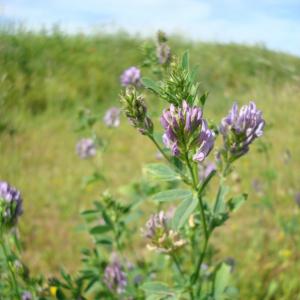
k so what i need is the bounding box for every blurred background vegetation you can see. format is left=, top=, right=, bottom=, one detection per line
left=0, top=27, right=300, bottom=299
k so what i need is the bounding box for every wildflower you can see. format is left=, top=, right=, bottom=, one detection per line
left=120, top=88, right=153, bottom=135
left=143, top=211, right=186, bottom=253
left=22, top=291, right=32, bottom=300
left=103, top=107, right=120, bottom=128
left=220, top=101, right=265, bottom=158
left=120, top=66, right=141, bottom=87
left=156, top=43, right=171, bottom=65
left=104, top=258, right=127, bottom=294
left=160, top=100, right=214, bottom=160
left=76, top=138, right=96, bottom=159
left=49, top=286, right=57, bottom=297
left=0, top=181, right=23, bottom=227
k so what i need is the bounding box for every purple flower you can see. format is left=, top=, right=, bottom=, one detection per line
left=157, top=43, right=171, bottom=65
left=103, top=107, right=120, bottom=128
left=76, top=138, right=96, bottom=159
left=0, top=181, right=23, bottom=226
left=193, top=120, right=215, bottom=162
left=104, top=258, right=127, bottom=294
left=220, top=101, right=265, bottom=157
left=143, top=211, right=186, bottom=253
left=161, top=101, right=214, bottom=161
left=120, top=67, right=141, bottom=87
left=22, top=291, right=32, bottom=300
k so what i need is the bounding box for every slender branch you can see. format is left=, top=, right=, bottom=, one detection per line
left=0, top=229, right=21, bottom=299
left=147, top=134, right=191, bottom=185
left=171, top=254, right=184, bottom=277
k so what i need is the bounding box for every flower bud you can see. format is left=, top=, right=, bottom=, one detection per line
left=120, top=88, right=153, bottom=135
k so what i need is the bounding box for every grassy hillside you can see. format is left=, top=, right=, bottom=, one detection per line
left=0, top=29, right=300, bottom=299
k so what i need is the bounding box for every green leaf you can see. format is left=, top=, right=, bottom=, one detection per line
left=214, top=185, right=229, bottom=214
left=144, top=163, right=180, bottom=182
left=200, top=92, right=209, bottom=107
left=181, top=51, right=189, bottom=72
left=89, top=225, right=112, bottom=235
left=213, top=263, right=231, bottom=300
left=227, top=193, right=248, bottom=212
left=172, top=194, right=197, bottom=229
left=141, top=281, right=174, bottom=296
left=141, top=77, right=161, bottom=94
left=96, top=238, right=112, bottom=245
left=152, top=189, right=192, bottom=202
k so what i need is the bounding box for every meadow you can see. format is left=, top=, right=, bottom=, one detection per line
left=0, top=27, right=300, bottom=299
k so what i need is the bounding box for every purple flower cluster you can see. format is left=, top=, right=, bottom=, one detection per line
left=103, top=107, right=120, bottom=128
left=104, top=258, right=127, bottom=294
left=120, top=67, right=141, bottom=87
left=143, top=211, right=186, bottom=253
left=76, top=138, right=96, bottom=159
left=161, top=100, right=215, bottom=162
left=0, top=181, right=23, bottom=226
left=220, top=102, right=265, bottom=157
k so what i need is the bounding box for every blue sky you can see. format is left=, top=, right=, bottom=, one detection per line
left=1, top=0, right=300, bottom=56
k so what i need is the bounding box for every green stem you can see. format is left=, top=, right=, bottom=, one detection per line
left=184, top=151, right=197, bottom=189
left=171, top=254, right=184, bottom=278
left=0, top=229, right=21, bottom=299
left=195, top=233, right=210, bottom=297
left=147, top=134, right=191, bottom=185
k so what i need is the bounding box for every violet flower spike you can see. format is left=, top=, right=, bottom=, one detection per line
left=103, top=107, right=121, bottom=128
left=160, top=100, right=209, bottom=158
left=220, top=101, right=265, bottom=157
left=120, top=66, right=141, bottom=87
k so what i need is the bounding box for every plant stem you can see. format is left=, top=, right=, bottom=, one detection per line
left=0, top=230, right=21, bottom=299
left=184, top=151, right=197, bottom=189
left=171, top=254, right=184, bottom=278
left=147, top=134, right=191, bottom=185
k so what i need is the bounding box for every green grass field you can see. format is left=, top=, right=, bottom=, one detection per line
left=1, top=28, right=300, bottom=299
